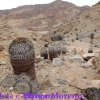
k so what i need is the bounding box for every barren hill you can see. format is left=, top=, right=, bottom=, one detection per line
left=0, top=0, right=88, bottom=31
left=54, top=2, right=100, bottom=46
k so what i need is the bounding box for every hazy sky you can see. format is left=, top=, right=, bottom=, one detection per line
left=0, top=0, right=99, bottom=10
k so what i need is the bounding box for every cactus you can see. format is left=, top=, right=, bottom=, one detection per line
left=90, top=34, right=94, bottom=39
left=40, top=47, right=48, bottom=59
left=88, top=45, right=93, bottom=53
left=50, top=34, right=63, bottom=41
left=48, top=45, right=58, bottom=60
left=76, top=34, right=79, bottom=40
left=61, top=46, right=67, bottom=54
left=9, top=37, right=36, bottom=80
left=90, top=34, right=94, bottom=44
left=56, top=45, right=62, bottom=55
left=14, top=81, right=30, bottom=93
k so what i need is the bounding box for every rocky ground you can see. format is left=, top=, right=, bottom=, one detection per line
left=0, top=1, right=100, bottom=100
left=0, top=30, right=100, bottom=99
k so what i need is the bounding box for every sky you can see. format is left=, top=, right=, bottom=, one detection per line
left=0, top=0, right=99, bottom=10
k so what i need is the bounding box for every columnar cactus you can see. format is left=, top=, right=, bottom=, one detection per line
left=9, top=37, right=36, bottom=80
left=48, top=45, right=58, bottom=60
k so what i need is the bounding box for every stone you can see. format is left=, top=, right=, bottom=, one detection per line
left=0, top=45, right=4, bottom=51
left=69, top=55, right=84, bottom=63
left=70, top=79, right=100, bottom=90
left=83, top=53, right=95, bottom=61
left=81, top=58, right=94, bottom=68
left=52, top=58, right=63, bottom=66
left=9, top=87, right=14, bottom=91
left=35, top=56, right=44, bottom=63
left=0, top=61, right=6, bottom=65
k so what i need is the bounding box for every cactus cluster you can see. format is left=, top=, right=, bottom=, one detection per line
left=50, top=33, right=63, bottom=41
left=40, top=43, right=67, bottom=60
left=9, top=37, right=36, bottom=80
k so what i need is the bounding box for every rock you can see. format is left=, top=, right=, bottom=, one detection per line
left=35, top=56, right=44, bottom=63
left=9, top=87, right=14, bottom=91
left=69, top=55, right=84, bottom=63
left=0, top=45, right=4, bottom=51
left=81, top=62, right=93, bottom=68
left=81, top=58, right=94, bottom=68
left=94, top=56, right=100, bottom=73
left=52, top=58, right=63, bottom=66
left=70, top=79, right=100, bottom=90
left=0, top=61, right=6, bottom=65
left=83, top=53, right=95, bottom=61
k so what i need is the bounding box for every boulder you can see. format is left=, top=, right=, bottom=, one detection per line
left=81, top=62, right=93, bottom=68
left=69, top=55, right=84, bottom=63
left=52, top=58, right=63, bottom=66
left=0, top=60, right=6, bottom=65
left=83, top=53, right=95, bottom=61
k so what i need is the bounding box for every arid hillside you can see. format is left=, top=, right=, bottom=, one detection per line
left=0, top=1, right=100, bottom=99
left=0, top=0, right=89, bottom=31
left=53, top=2, right=100, bottom=47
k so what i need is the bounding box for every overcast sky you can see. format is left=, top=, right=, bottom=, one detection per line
left=0, top=0, right=99, bottom=10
